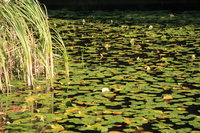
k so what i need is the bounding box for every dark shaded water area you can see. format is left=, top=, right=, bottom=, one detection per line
left=40, top=0, right=200, bottom=11
left=49, top=10, right=200, bottom=132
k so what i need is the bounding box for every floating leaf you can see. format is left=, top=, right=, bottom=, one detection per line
left=50, top=124, right=64, bottom=131
left=109, top=131, right=121, bottom=133
left=154, top=110, right=164, bottom=114
left=163, top=95, right=173, bottom=100
left=25, top=97, right=35, bottom=102
left=196, top=116, right=200, bottom=119
left=65, top=107, right=81, bottom=114
left=53, top=116, right=62, bottom=121
left=177, top=108, right=186, bottom=111
left=112, top=111, right=123, bottom=115
left=103, top=110, right=112, bottom=114
left=124, top=117, right=135, bottom=124
left=0, top=127, right=6, bottom=130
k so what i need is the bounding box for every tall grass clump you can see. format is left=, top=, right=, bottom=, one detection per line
left=0, top=0, right=62, bottom=94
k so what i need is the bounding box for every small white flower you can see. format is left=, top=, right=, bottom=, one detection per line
left=191, top=54, right=196, bottom=60
left=110, top=20, right=113, bottom=24
left=82, top=19, right=86, bottom=25
left=102, top=87, right=110, bottom=93
left=169, top=14, right=175, bottom=18
left=145, top=66, right=151, bottom=71
left=130, top=38, right=135, bottom=45
left=148, top=25, right=153, bottom=30
left=40, top=116, right=44, bottom=122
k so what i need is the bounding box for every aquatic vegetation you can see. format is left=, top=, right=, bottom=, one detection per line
left=49, top=10, right=200, bottom=132
left=1, top=8, right=200, bottom=132
left=0, top=1, right=67, bottom=132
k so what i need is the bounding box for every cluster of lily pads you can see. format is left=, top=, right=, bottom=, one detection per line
left=49, top=10, right=200, bottom=133
left=1, top=9, right=200, bottom=132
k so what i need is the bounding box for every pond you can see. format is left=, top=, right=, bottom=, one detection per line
left=1, top=10, right=200, bottom=133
